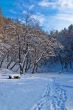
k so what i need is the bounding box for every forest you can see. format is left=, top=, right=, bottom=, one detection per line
left=0, top=9, right=73, bottom=74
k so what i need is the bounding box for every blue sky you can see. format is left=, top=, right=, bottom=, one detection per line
left=0, top=0, right=73, bottom=31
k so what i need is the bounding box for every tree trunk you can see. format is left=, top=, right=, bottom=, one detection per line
left=32, top=63, right=37, bottom=74
left=58, top=54, right=63, bottom=71
left=7, top=59, right=12, bottom=69
left=10, top=62, right=17, bottom=70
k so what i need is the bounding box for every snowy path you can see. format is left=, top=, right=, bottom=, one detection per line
left=31, top=77, right=73, bottom=110
left=0, top=74, right=73, bottom=110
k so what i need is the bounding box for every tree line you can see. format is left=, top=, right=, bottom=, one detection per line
left=0, top=10, right=73, bottom=74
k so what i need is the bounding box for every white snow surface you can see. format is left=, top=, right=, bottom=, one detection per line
left=0, top=68, right=73, bottom=110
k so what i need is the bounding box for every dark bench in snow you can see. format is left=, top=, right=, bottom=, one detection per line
left=9, top=74, right=20, bottom=79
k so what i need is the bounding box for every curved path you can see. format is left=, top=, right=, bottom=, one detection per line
left=31, top=78, right=68, bottom=110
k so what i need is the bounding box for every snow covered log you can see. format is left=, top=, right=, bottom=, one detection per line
left=8, top=74, right=20, bottom=79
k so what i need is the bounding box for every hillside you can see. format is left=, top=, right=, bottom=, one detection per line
left=0, top=15, right=73, bottom=74
left=0, top=15, right=62, bottom=74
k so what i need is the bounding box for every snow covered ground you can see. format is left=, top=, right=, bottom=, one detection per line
left=0, top=69, right=73, bottom=110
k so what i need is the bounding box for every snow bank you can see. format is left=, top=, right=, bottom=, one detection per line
left=0, top=68, right=17, bottom=79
